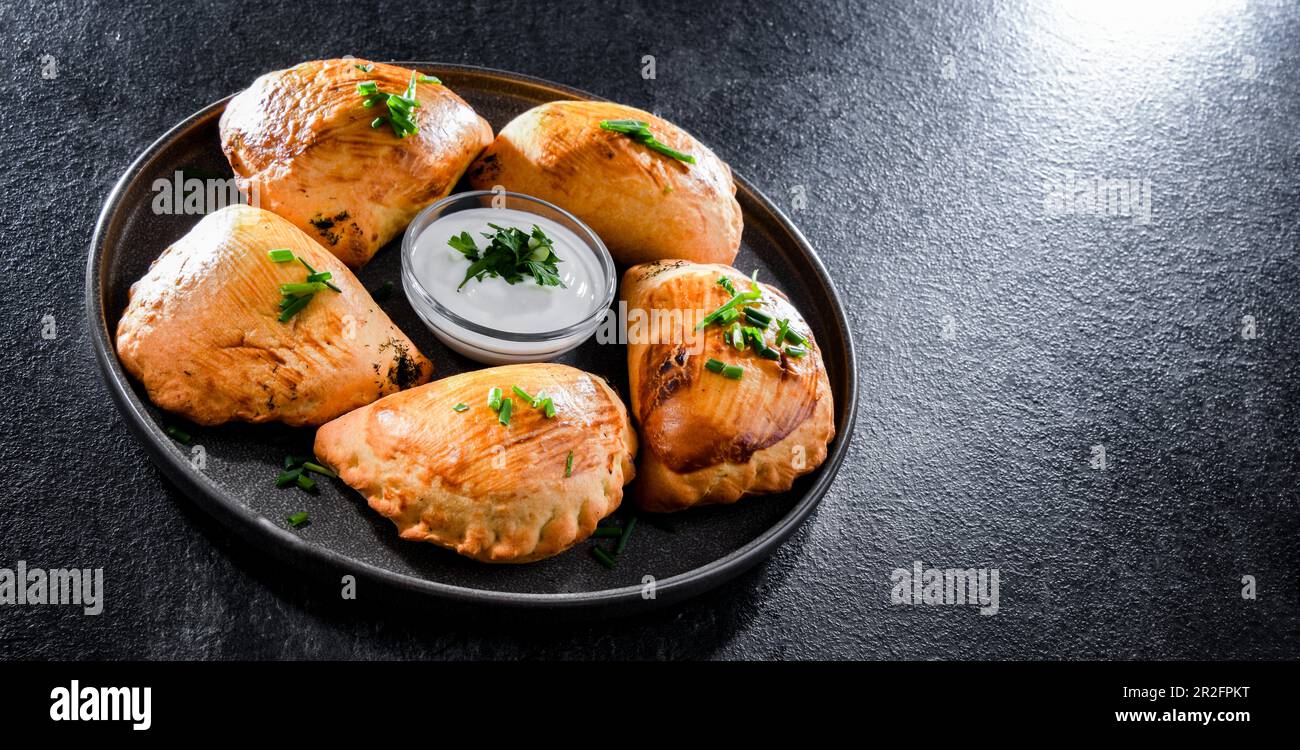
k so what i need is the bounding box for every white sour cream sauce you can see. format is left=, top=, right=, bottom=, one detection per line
left=409, top=207, right=603, bottom=334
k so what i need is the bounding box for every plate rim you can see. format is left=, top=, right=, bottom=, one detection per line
left=85, top=62, right=859, bottom=611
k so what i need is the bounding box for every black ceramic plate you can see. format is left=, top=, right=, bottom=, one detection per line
left=87, top=63, right=857, bottom=612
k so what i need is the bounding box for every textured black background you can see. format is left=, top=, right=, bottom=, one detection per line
left=2, top=0, right=1299, bottom=659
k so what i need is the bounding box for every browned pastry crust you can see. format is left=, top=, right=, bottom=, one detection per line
left=220, top=58, right=493, bottom=267
left=115, top=204, right=433, bottom=427
left=468, top=100, right=742, bottom=266
left=314, top=363, right=638, bottom=563
left=621, top=261, right=835, bottom=512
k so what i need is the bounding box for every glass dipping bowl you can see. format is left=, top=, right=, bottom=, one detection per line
left=401, top=190, right=616, bottom=365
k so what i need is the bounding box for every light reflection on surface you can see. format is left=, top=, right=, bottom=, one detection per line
left=1047, top=0, right=1239, bottom=45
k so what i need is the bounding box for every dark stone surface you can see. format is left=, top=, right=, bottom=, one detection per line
left=1, top=0, right=1298, bottom=658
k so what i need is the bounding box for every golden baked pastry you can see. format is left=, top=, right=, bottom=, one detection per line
left=115, top=204, right=433, bottom=426
left=468, top=100, right=742, bottom=266
left=621, top=261, right=834, bottom=511
left=220, top=58, right=493, bottom=267
left=313, top=363, right=637, bottom=563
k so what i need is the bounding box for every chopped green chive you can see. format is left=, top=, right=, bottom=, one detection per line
left=165, top=425, right=191, bottom=443
left=705, top=357, right=744, bottom=380
left=354, top=63, right=374, bottom=73
left=419, top=74, right=440, bottom=84
left=276, top=456, right=333, bottom=493
left=302, top=461, right=337, bottom=478
left=541, top=397, right=556, bottom=419
left=276, top=254, right=340, bottom=321
left=776, top=318, right=791, bottom=347
left=487, top=387, right=503, bottom=411
left=278, top=293, right=315, bottom=322
left=512, top=385, right=537, bottom=406
left=783, top=327, right=808, bottom=347
left=452, top=402, right=469, bottom=412
left=729, top=322, right=745, bottom=350
left=280, top=281, right=328, bottom=296
left=498, top=397, right=512, bottom=426
left=758, top=345, right=781, bottom=360
left=593, top=527, right=623, bottom=538
left=565, top=450, right=574, bottom=477
left=370, top=279, right=394, bottom=302
left=743, top=307, right=773, bottom=327
left=267, top=248, right=294, bottom=263
left=275, top=468, right=303, bottom=488
left=717, top=307, right=740, bottom=325
left=718, top=276, right=737, bottom=295
left=357, top=72, right=423, bottom=138
left=591, top=546, right=618, bottom=569
left=598, top=119, right=696, bottom=164
left=784, top=345, right=808, bottom=358
left=695, top=282, right=763, bottom=330
left=287, top=511, right=309, bottom=527
left=615, top=517, right=637, bottom=555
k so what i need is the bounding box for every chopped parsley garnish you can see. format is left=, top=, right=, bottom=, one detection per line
left=449, top=224, right=566, bottom=290
left=598, top=119, right=696, bottom=164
